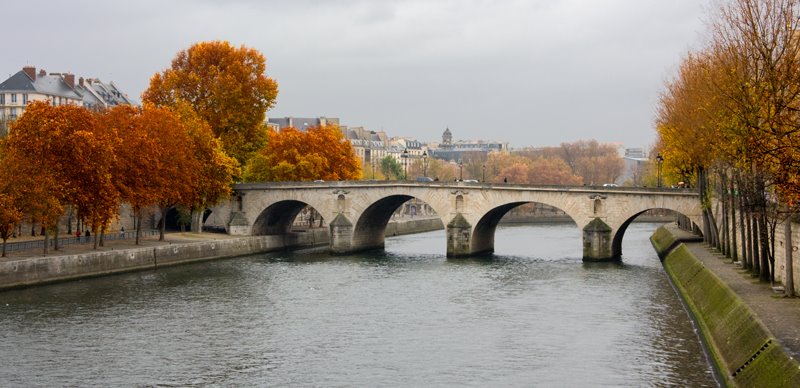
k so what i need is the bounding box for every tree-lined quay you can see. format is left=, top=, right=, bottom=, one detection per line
left=656, top=0, right=800, bottom=293
left=0, top=41, right=372, bottom=257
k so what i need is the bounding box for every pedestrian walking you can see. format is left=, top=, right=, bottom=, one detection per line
left=120, top=227, right=125, bottom=238
left=85, top=229, right=91, bottom=242
left=76, top=230, right=81, bottom=241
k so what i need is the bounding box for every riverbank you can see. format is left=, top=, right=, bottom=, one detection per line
left=651, top=225, right=800, bottom=387
left=0, top=217, right=442, bottom=291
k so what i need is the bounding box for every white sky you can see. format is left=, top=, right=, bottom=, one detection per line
left=3, top=0, right=708, bottom=149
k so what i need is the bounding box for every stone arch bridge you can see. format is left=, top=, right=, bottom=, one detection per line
left=209, top=182, right=702, bottom=261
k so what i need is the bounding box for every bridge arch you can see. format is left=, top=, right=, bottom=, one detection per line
left=350, top=194, right=445, bottom=252
left=610, top=208, right=703, bottom=259
left=252, top=200, right=328, bottom=235
left=471, top=202, right=579, bottom=256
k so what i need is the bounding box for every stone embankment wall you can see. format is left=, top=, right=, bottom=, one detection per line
left=384, top=217, right=443, bottom=236
left=0, top=218, right=442, bottom=291
left=651, top=226, right=800, bottom=387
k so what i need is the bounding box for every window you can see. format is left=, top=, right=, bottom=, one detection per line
left=22, top=94, right=27, bottom=104
left=11, top=94, right=17, bottom=104
left=0, top=94, right=4, bottom=104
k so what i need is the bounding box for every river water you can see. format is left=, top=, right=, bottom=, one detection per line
left=0, top=223, right=716, bottom=387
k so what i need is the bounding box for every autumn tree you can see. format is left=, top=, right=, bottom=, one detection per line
left=528, top=158, right=584, bottom=185
left=2, top=101, right=117, bottom=253
left=0, top=161, right=23, bottom=257
left=655, top=0, right=800, bottom=285
left=99, top=105, right=198, bottom=243
left=173, top=102, right=239, bottom=231
left=244, top=125, right=362, bottom=182
left=142, top=41, right=279, bottom=164
left=143, top=106, right=203, bottom=241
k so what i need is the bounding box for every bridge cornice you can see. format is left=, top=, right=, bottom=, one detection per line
left=233, top=181, right=699, bottom=198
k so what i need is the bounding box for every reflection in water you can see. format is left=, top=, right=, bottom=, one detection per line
left=0, top=223, right=716, bottom=387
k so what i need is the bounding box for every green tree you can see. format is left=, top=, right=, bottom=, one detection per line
left=380, top=156, right=404, bottom=180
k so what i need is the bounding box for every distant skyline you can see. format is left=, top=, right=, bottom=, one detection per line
left=2, top=0, right=708, bottom=148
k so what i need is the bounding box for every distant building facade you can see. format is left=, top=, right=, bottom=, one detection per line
left=0, top=66, right=134, bottom=123
left=430, top=127, right=508, bottom=161
left=267, top=116, right=339, bottom=132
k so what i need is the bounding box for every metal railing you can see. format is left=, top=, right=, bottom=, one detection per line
left=1, top=230, right=160, bottom=253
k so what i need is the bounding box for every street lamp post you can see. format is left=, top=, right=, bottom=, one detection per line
left=401, top=149, right=409, bottom=180
left=458, top=159, right=463, bottom=181
left=482, top=164, right=485, bottom=182
left=422, top=151, right=428, bottom=177
left=656, top=153, right=664, bottom=188
left=371, top=158, right=375, bottom=180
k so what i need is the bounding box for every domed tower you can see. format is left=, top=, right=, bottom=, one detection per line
left=442, top=127, right=453, bottom=149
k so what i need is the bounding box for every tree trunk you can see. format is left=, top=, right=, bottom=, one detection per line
left=191, top=207, right=204, bottom=233
left=1, top=237, right=7, bottom=257
left=730, top=176, right=738, bottom=262
left=751, top=212, right=759, bottom=276
left=785, top=216, right=795, bottom=297
left=739, top=175, right=750, bottom=269
left=135, top=208, right=141, bottom=245
left=99, top=225, right=106, bottom=247
left=43, top=227, right=49, bottom=255
left=758, top=211, right=771, bottom=282
left=720, top=172, right=730, bottom=256
left=159, top=205, right=167, bottom=241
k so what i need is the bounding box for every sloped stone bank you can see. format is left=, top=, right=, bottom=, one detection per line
left=651, top=226, right=800, bottom=387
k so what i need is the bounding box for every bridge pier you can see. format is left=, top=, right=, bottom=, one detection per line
left=446, top=213, right=473, bottom=257
left=329, top=214, right=354, bottom=253
left=582, top=218, right=615, bottom=261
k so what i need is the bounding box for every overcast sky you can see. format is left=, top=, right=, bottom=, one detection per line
left=3, top=0, right=708, bottom=149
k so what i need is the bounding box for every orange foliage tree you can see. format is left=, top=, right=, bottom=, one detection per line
left=244, top=125, right=362, bottom=182
left=99, top=105, right=199, bottom=243
left=0, top=161, right=23, bottom=257
left=2, top=101, right=117, bottom=253
left=142, top=40, right=279, bottom=164
left=173, top=102, right=239, bottom=231
left=486, top=152, right=582, bottom=185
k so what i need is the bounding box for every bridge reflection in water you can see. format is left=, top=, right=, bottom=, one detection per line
left=207, top=182, right=702, bottom=261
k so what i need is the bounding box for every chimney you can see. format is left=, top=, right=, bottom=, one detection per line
left=23, top=66, right=36, bottom=81
left=79, top=77, right=84, bottom=87
left=63, top=73, right=75, bottom=89
left=39, top=69, right=46, bottom=77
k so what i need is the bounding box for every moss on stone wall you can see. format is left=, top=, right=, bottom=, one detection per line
left=654, top=227, right=800, bottom=387
left=650, top=226, right=678, bottom=258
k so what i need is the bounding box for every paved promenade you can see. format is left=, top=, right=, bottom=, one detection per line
left=668, top=225, right=800, bottom=358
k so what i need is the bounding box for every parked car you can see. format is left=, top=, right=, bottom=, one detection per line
left=602, top=183, right=618, bottom=187
left=416, top=176, right=434, bottom=182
